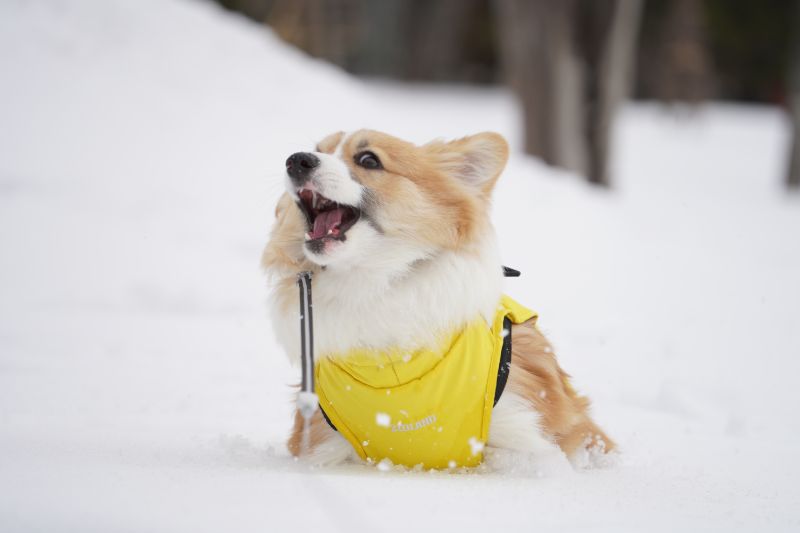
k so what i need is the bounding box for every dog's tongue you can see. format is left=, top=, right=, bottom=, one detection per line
left=310, top=208, right=345, bottom=239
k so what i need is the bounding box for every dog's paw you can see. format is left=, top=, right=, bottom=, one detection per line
left=568, top=435, right=620, bottom=470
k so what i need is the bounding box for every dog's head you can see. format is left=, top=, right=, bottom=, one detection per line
left=266, top=130, right=509, bottom=273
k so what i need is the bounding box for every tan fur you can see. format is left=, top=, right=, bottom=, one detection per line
left=286, top=406, right=333, bottom=457
left=262, top=193, right=316, bottom=278
left=316, top=131, right=344, bottom=154
left=423, top=132, right=509, bottom=197
left=329, top=130, right=508, bottom=251
left=508, top=319, right=616, bottom=456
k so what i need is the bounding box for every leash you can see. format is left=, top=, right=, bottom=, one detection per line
left=297, top=271, right=317, bottom=451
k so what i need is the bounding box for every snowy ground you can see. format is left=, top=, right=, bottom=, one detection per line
left=2, top=0, right=800, bottom=531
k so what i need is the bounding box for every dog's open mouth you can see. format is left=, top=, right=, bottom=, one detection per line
left=297, top=189, right=361, bottom=242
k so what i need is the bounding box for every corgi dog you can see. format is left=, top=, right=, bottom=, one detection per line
left=262, top=130, right=615, bottom=470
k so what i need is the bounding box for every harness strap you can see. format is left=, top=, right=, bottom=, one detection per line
left=494, top=317, right=513, bottom=406
left=298, top=271, right=314, bottom=392
left=494, top=266, right=519, bottom=405
left=320, top=405, right=337, bottom=431
left=297, top=271, right=318, bottom=420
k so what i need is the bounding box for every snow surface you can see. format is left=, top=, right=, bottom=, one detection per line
left=2, top=0, right=800, bottom=531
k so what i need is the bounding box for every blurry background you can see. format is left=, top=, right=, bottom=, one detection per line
left=217, top=0, right=800, bottom=187
left=1, top=0, right=799, bottom=531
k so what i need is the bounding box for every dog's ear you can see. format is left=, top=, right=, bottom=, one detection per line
left=429, top=132, right=509, bottom=196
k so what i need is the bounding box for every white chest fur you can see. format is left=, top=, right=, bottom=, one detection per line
left=269, top=235, right=504, bottom=364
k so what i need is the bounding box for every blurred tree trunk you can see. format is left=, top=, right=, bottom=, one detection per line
left=406, top=1, right=479, bottom=80
left=787, top=3, right=800, bottom=189
left=494, top=0, right=642, bottom=186
left=355, top=0, right=408, bottom=77
left=265, top=0, right=361, bottom=69
left=637, top=0, right=715, bottom=103
left=494, top=1, right=577, bottom=171
left=582, top=0, right=643, bottom=185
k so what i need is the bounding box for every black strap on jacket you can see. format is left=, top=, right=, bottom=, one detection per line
left=494, top=265, right=519, bottom=405
left=319, top=266, right=522, bottom=430
left=494, top=316, right=513, bottom=406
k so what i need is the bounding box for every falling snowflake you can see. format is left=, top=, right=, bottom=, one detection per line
left=375, top=412, right=391, bottom=427
left=468, top=437, right=484, bottom=456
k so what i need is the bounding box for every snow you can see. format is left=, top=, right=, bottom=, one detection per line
left=296, top=391, right=318, bottom=420
left=1, top=0, right=799, bottom=531
left=468, top=437, right=485, bottom=456
left=375, top=412, right=392, bottom=428
left=376, top=458, right=394, bottom=472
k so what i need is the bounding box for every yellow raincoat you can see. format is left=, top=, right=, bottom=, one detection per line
left=315, top=295, right=536, bottom=469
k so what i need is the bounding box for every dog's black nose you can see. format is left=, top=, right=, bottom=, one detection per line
left=286, top=152, right=320, bottom=184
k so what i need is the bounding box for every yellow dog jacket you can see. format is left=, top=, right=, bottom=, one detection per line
left=315, top=295, right=536, bottom=469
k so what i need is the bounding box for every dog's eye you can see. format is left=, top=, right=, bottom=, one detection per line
left=355, top=151, right=381, bottom=170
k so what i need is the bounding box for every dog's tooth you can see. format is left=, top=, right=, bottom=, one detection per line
left=304, top=232, right=311, bottom=241
left=326, top=229, right=333, bottom=236
left=312, top=191, right=318, bottom=209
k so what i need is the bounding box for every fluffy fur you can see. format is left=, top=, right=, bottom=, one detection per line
left=263, top=129, right=615, bottom=470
